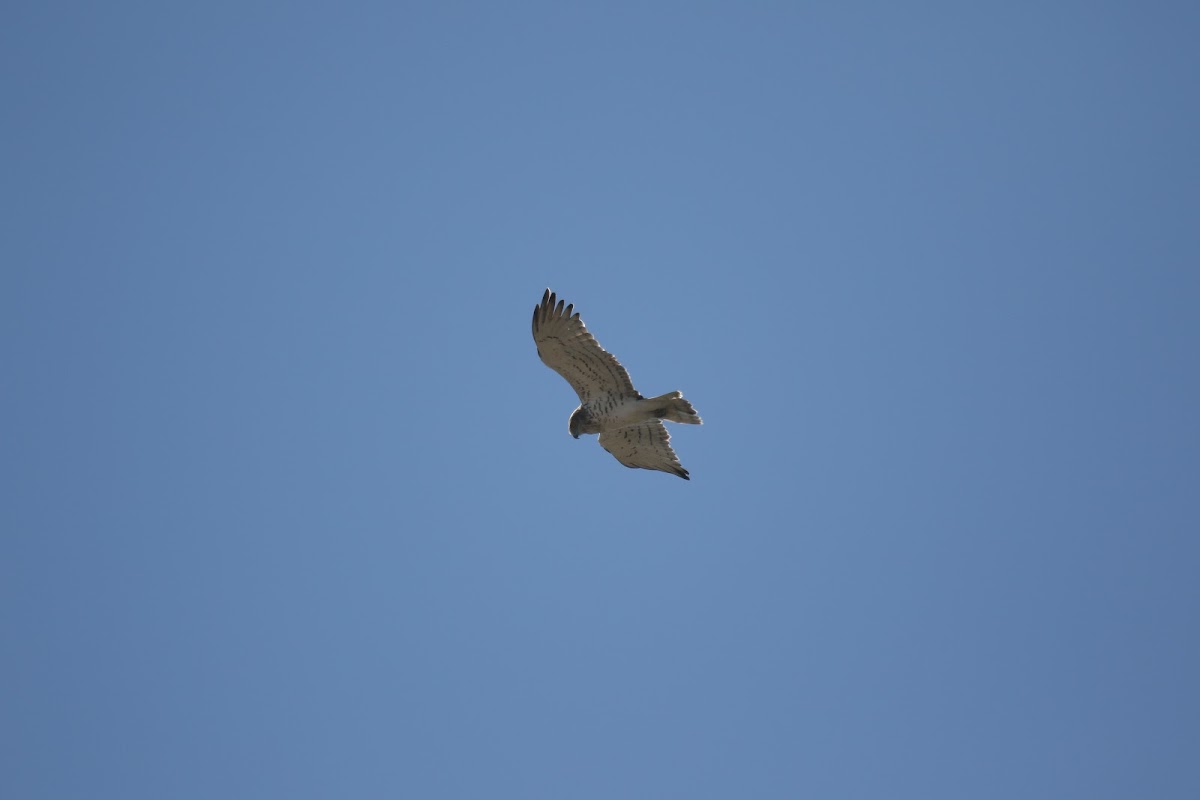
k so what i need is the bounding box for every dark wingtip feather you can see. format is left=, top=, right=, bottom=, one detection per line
left=676, top=467, right=690, bottom=480
left=534, top=289, right=554, bottom=336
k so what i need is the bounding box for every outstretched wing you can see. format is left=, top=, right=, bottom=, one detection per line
left=532, top=288, right=638, bottom=402
left=598, top=421, right=690, bottom=480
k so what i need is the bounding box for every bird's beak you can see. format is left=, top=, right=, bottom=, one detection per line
left=572, top=433, right=580, bottom=439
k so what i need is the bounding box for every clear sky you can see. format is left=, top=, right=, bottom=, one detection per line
left=4, top=2, right=1198, bottom=798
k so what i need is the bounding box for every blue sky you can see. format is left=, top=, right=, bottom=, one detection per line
left=4, top=2, right=1198, bottom=798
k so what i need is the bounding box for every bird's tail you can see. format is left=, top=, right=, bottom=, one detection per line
left=646, top=391, right=703, bottom=425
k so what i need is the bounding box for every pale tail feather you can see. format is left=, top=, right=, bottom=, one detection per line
left=645, top=391, right=702, bottom=425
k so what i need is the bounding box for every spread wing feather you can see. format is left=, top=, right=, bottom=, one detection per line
left=598, top=420, right=690, bottom=480
left=532, top=288, right=638, bottom=402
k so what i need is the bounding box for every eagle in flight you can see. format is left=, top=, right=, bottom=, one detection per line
left=532, top=288, right=702, bottom=479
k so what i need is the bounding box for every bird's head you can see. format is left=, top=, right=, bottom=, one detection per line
left=568, top=406, right=589, bottom=439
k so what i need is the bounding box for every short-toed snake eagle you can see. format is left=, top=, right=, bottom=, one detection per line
left=532, top=289, right=702, bottom=479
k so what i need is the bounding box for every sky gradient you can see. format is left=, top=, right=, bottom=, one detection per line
left=4, top=2, right=1199, bottom=798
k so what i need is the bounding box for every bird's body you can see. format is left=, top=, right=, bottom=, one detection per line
left=532, top=288, right=701, bottom=479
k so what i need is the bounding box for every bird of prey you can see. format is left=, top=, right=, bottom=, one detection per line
left=532, top=288, right=702, bottom=479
